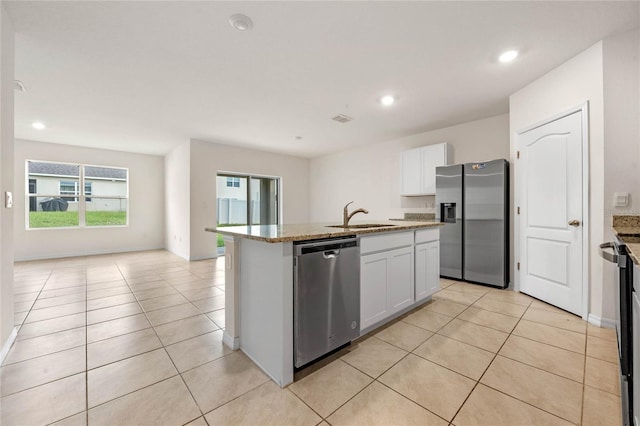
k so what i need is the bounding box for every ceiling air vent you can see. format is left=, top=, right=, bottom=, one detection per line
left=331, top=114, right=353, bottom=123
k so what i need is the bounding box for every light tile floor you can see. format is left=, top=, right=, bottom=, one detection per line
left=1, top=250, right=622, bottom=425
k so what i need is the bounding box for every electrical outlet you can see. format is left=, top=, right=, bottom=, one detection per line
left=5, top=191, right=12, bottom=208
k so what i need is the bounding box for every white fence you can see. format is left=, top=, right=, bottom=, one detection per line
left=217, top=198, right=261, bottom=224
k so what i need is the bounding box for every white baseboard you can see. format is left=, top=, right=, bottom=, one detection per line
left=189, top=254, right=218, bottom=261
left=0, top=327, right=18, bottom=364
left=588, top=313, right=616, bottom=329
left=15, top=245, right=165, bottom=262
left=223, top=333, right=240, bottom=350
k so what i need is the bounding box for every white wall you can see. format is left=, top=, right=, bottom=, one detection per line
left=509, top=42, right=606, bottom=320
left=602, top=29, right=640, bottom=319
left=189, top=139, right=310, bottom=260
left=14, top=139, right=165, bottom=260
left=309, top=114, right=509, bottom=223
left=164, top=141, right=191, bottom=260
left=0, top=3, right=14, bottom=355
left=603, top=29, right=640, bottom=217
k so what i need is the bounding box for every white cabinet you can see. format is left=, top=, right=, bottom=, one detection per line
left=400, top=143, right=450, bottom=196
left=360, top=232, right=414, bottom=331
left=400, top=147, right=423, bottom=196
left=387, top=246, right=415, bottom=313
left=360, top=251, right=392, bottom=329
left=415, top=228, right=440, bottom=302
left=415, top=240, right=440, bottom=302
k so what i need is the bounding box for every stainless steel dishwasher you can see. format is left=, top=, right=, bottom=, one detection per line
left=294, top=236, right=360, bottom=368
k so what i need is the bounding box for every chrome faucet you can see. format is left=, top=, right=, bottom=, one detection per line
left=343, top=201, right=369, bottom=227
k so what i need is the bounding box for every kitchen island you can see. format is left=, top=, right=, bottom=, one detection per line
left=206, top=220, right=442, bottom=387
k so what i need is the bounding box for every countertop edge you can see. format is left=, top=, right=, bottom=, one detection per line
left=206, top=222, right=443, bottom=243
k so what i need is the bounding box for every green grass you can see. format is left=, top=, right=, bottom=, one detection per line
left=216, top=223, right=245, bottom=247
left=30, top=211, right=126, bottom=228
left=86, top=211, right=127, bottom=226
left=29, top=211, right=78, bottom=228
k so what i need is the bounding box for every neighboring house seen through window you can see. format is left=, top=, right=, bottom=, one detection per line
left=59, top=181, right=92, bottom=202
left=226, top=177, right=240, bottom=188
left=27, top=160, right=128, bottom=229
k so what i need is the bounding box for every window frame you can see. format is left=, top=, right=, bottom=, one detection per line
left=226, top=177, right=240, bottom=188
left=26, top=160, right=129, bottom=230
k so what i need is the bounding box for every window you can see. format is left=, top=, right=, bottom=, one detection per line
left=226, top=177, right=240, bottom=188
left=216, top=173, right=280, bottom=255
left=27, top=160, right=128, bottom=229
left=59, top=181, right=92, bottom=202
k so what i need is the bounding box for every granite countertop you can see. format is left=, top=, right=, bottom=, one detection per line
left=612, top=215, right=640, bottom=265
left=206, top=220, right=443, bottom=243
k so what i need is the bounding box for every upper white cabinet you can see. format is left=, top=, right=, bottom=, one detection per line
left=400, top=143, right=450, bottom=196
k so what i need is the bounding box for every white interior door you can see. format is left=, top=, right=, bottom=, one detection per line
left=517, top=110, right=584, bottom=316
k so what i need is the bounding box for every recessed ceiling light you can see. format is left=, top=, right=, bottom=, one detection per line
left=499, top=50, right=518, bottom=63
left=229, top=14, right=253, bottom=31
left=381, top=95, right=395, bottom=106
left=32, top=122, right=46, bottom=130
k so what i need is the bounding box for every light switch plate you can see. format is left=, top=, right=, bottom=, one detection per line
left=614, top=192, right=629, bottom=207
left=5, top=191, right=12, bottom=208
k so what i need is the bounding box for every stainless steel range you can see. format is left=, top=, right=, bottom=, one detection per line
left=601, top=236, right=633, bottom=425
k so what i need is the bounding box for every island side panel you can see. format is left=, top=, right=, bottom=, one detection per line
left=222, top=236, right=240, bottom=350
left=238, top=238, right=294, bottom=387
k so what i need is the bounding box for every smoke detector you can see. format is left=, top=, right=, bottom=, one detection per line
left=331, top=114, right=353, bottom=123
left=229, top=14, right=253, bottom=31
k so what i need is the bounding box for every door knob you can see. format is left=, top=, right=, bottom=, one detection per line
left=568, top=220, right=580, bottom=227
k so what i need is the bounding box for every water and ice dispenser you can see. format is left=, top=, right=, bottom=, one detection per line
left=441, top=203, right=456, bottom=223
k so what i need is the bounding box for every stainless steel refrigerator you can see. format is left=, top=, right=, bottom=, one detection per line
left=435, top=159, right=509, bottom=288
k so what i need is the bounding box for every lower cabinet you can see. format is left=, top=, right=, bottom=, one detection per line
left=360, top=245, right=414, bottom=331
left=415, top=240, right=440, bottom=302
left=360, top=229, right=440, bottom=333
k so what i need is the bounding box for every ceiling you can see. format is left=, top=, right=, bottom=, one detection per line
left=5, top=1, right=639, bottom=159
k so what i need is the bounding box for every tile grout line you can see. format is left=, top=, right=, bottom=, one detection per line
left=580, top=320, right=589, bottom=426
left=469, top=294, right=590, bottom=424
left=433, top=288, right=591, bottom=424
left=449, top=296, right=567, bottom=424
left=85, top=266, right=89, bottom=425
left=116, top=261, right=213, bottom=423
left=440, top=292, right=525, bottom=423
left=9, top=270, right=53, bottom=344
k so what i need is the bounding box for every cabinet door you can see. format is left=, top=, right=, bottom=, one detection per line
left=400, top=147, right=422, bottom=196
left=421, top=144, right=446, bottom=195
left=360, top=252, right=390, bottom=330
left=633, top=289, right=640, bottom=426
left=415, top=241, right=440, bottom=302
left=388, top=246, right=414, bottom=314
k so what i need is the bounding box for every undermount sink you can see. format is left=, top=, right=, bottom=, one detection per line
left=326, top=223, right=398, bottom=229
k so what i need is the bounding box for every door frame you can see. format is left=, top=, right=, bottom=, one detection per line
left=216, top=170, right=283, bottom=226
left=514, top=102, right=590, bottom=320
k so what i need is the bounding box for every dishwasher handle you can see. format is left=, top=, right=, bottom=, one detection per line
left=599, top=242, right=626, bottom=268
left=323, top=249, right=340, bottom=259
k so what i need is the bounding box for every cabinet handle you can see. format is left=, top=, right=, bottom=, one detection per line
left=568, top=220, right=580, bottom=227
